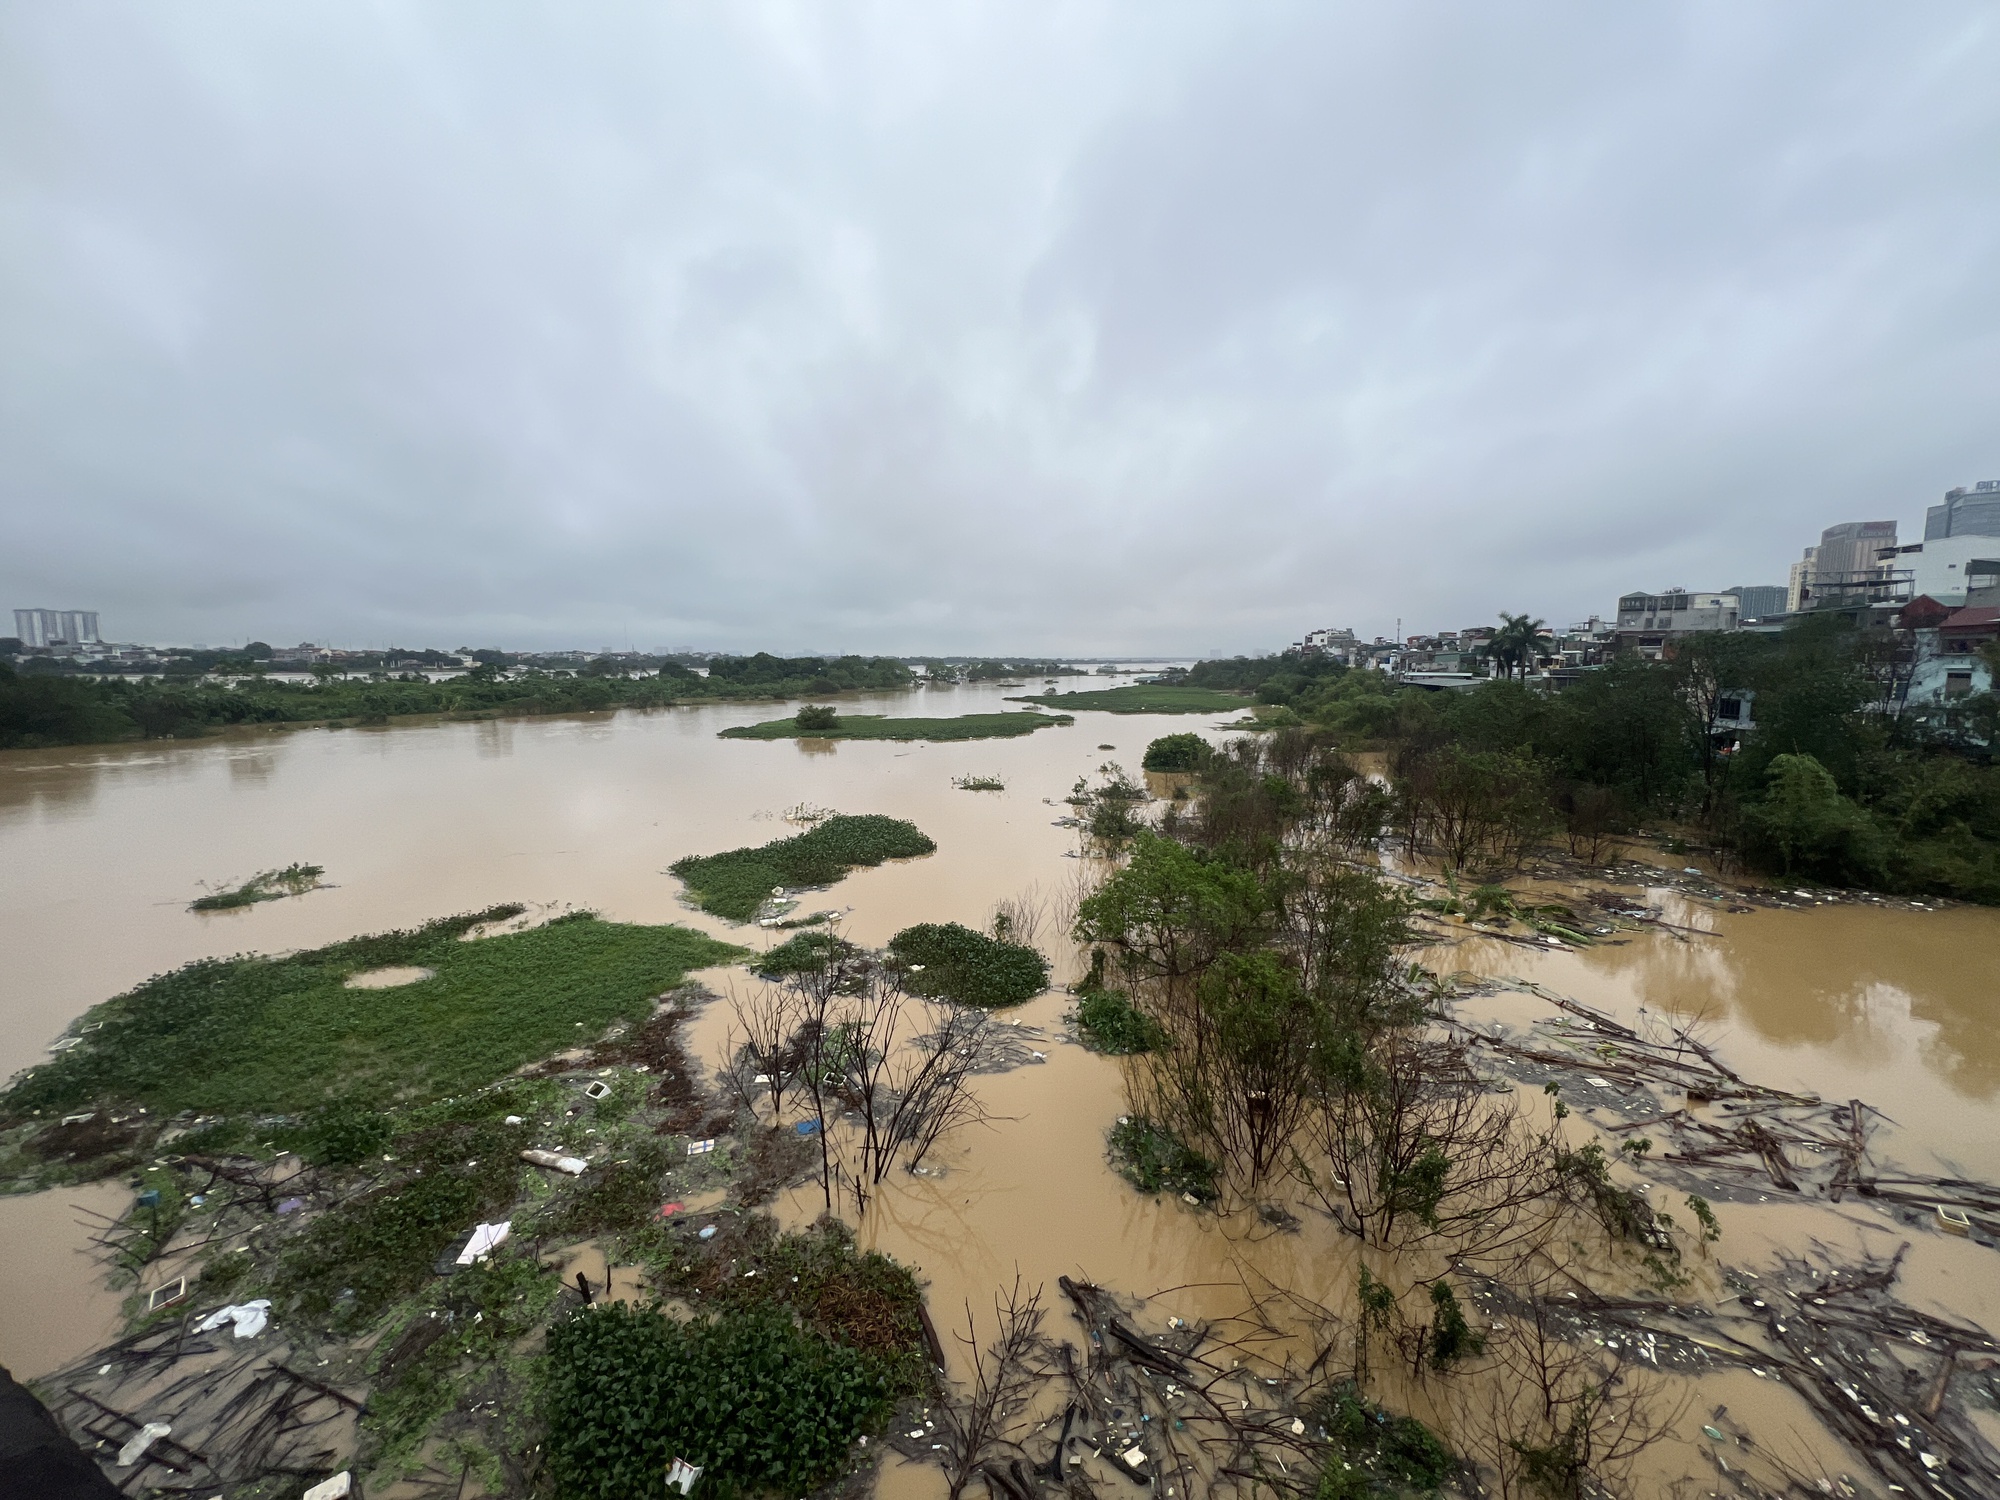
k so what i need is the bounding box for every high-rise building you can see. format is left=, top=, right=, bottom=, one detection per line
left=1788, top=521, right=1899, bottom=611
left=12, top=608, right=101, bottom=647
left=1725, top=584, right=1788, bottom=619
left=1924, top=481, right=2000, bottom=541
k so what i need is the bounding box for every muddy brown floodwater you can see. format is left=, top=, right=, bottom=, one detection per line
left=4, top=686, right=1999, bottom=1495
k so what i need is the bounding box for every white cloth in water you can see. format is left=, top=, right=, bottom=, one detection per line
left=456, top=1221, right=512, bottom=1265
left=196, top=1299, right=272, bottom=1339
left=303, top=1474, right=353, bottom=1500
left=117, top=1422, right=170, bottom=1466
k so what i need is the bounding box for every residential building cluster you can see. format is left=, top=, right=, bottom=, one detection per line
left=1284, top=478, right=1998, bottom=712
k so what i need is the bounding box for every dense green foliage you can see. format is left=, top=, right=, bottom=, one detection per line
left=671, top=814, right=937, bottom=921
left=541, top=1302, right=894, bottom=1500
left=1189, top=619, right=2000, bottom=899
left=1310, top=1383, right=1456, bottom=1497
left=1142, top=732, right=1213, bottom=771
left=719, top=711, right=1072, bottom=742
left=794, top=703, right=839, bottom=731
left=279, top=1098, right=529, bottom=1325
left=752, top=930, right=857, bottom=977
left=886, top=921, right=1050, bottom=1008
left=0, top=909, right=743, bottom=1125
left=916, top=659, right=1086, bottom=682
left=0, top=653, right=913, bottom=749
left=1106, top=1115, right=1219, bottom=1203
left=701, top=653, right=912, bottom=693
left=1005, top=684, right=1244, bottom=714
left=1074, top=985, right=1165, bottom=1054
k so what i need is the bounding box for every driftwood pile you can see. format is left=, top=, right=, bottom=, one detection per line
left=1509, top=1242, right=2000, bottom=1499
left=1450, top=977, right=2000, bottom=1235
left=890, top=1274, right=1335, bottom=1500
left=44, top=1314, right=362, bottom=1493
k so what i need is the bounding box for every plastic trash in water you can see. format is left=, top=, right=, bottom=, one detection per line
left=794, top=1119, right=821, bottom=1136
left=504, top=1115, right=524, bottom=1125
left=1702, top=1425, right=1725, bottom=1441
left=277, top=1196, right=306, bottom=1214
left=146, top=1279, right=186, bottom=1311
left=136, top=1189, right=161, bottom=1208
left=456, top=1222, right=512, bottom=1266
left=656, top=1201, right=684, bottom=1219
left=698, top=1225, right=718, bottom=1240
left=118, top=1422, right=171, bottom=1467
left=583, top=1081, right=612, bottom=1101
left=198, top=1299, right=273, bottom=1339
left=688, top=1139, right=716, bottom=1156
left=667, top=1458, right=704, bottom=1495
left=303, top=1474, right=353, bottom=1500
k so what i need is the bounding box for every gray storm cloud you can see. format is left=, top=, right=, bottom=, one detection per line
left=2, top=2, right=1996, bottom=652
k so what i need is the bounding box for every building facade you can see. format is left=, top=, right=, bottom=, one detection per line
left=1924, top=480, right=2000, bottom=541
left=1724, top=584, right=1787, bottom=620
left=12, top=608, right=101, bottom=648
left=1614, top=590, right=1739, bottom=657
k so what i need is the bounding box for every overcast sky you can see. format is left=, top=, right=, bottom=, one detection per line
left=3, top=4, right=1996, bottom=654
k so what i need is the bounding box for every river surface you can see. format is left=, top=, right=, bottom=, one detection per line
left=3, top=684, right=1998, bottom=1491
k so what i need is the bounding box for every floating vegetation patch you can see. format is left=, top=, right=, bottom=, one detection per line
left=670, top=815, right=936, bottom=922
left=753, top=930, right=858, bottom=977
left=720, top=712, right=1071, bottom=742
left=0, top=908, right=745, bottom=1133
left=887, top=921, right=1049, bottom=1009
left=190, top=862, right=325, bottom=911
left=952, top=774, right=1006, bottom=792
left=540, top=1302, right=898, bottom=1500
left=1004, top=685, right=1244, bottom=714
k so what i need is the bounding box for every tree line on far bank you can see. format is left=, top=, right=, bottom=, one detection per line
left=1191, top=616, right=2000, bottom=902
left=0, top=653, right=915, bottom=749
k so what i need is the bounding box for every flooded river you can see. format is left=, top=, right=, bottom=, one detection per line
left=3, top=684, right=1998, bottom=1490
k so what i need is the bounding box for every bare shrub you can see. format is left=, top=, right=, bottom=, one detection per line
left=931, top=1275, right=1055, bottom=1500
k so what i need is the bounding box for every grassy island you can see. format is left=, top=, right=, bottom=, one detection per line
left=1004, top=685, right=1244, bottom=714
left=670, top=814, right=937, bottom=921
left=720, top=709, right=1070, bottom=742
left=2, top=909, right=745, bottom=1125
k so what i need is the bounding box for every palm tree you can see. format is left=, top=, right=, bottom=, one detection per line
left=1487, top=612, right=1552, bottom=681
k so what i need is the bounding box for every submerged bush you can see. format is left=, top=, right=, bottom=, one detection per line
left=753, top=931, right=857, bottom=977
left=1311, top=1382, right=1455, bottom=1495
left=887, top=922, right=1048, bottom=1008
left=1074, top=986, right=1163, bottom=1055
left=541, top=1302, right=894, bottom=1500
left=1142, top=733, right=1211, bottom=772
left=671, top=815, right=937, bottom=922
left=1107, top=1115, right=1218, bottom=1203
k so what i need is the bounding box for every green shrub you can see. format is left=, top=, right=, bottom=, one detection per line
left=1141, top=733, right=1210, bottom=772
left=671, top=816, right=937, bottom=922
left=753, top=931, right=856, bottom=977
left=1074, top=987, right=1163, bottom=1054
left=887, top=922, right=1048, bottom=1008
left=541, top=1302, right=894, bottom=1500
left=1107, top=1116, right=1217, bottom=1203
left=794, top=704, right=839, bottom=732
